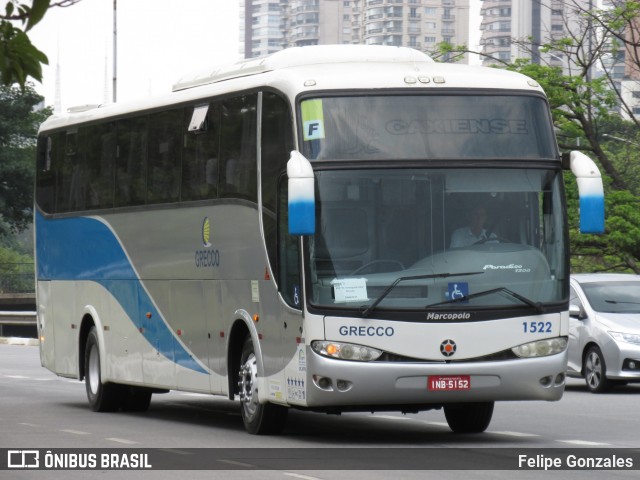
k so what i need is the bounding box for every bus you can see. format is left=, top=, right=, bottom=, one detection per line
left=35, top=45, right=604, bottom=435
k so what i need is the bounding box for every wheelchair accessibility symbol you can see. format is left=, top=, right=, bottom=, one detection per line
left=448, top=282, right=469, bottom=303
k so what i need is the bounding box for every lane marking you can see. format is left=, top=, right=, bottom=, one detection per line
left=61, top=429, right=90, bottom=435
left=106, top=437, right=138, bottom=445
left=283, top=473, right=323, bottom=480
left=491, top=431, right=541, bottom=437
left=374, top=415, right=410, bottom=421
left=558, top=440, right=611, bottom=446
left=158, top=448, right=193, bottom=456
left=19, top=422, right=40, bottom=427
left=217, top=459, right=254, bottom=468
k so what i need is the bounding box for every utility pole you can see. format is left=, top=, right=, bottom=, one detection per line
left=112, top=0, right=117, bottom=103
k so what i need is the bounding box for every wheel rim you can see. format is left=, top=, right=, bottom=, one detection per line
left=585, top=351, right=603, bottom=389
left=239, top=352, right=258, bottom=420
left=88, top=343, right=100, bottom=395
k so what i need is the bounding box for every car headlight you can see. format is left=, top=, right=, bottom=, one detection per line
left=512, top=337, right=568, bottom=358
left=609, top=331, right=640, bottom=346
left=312, top=340, right=383, bottom=361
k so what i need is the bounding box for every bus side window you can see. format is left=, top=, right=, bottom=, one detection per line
left=36, top=134, right=58, bottom=213
left=115, top=116, right=147, bottom=207
left=219, top=94, right=257, bottom=202
left=261, top=91, right=294, bottom=278
left=182, top=102, right=221, bottom=201
left=78, top=123, right=115, bottom=210
left=147, top=109, right=183, bottom=204
left=57, top=130, right=78, bottom=212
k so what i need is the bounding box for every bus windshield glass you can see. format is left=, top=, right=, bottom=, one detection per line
left=300, top=94, right=556, bottom=160
left=307, top=168, right=566, bottom=314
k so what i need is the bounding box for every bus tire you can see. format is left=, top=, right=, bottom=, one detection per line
left=238, top=335, right=288, bottom=435
left=444, top=402, right=494, bottom=433
left=84, top=326, right=122, bottom=412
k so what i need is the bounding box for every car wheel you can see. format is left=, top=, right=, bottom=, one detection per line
left=583, top=346, right=613, bottom=393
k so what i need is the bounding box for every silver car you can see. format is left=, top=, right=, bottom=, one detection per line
left=568, top=273, right=640, bottom=393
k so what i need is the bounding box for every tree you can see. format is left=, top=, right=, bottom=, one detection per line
left=0, top=0, right=82, bottom=88
left=0, top=82, right=50, bottom=236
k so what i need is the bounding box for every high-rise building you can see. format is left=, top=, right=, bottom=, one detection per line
left=240, top=0, right=471, bottom=63
left=479, top=0, right=588, bottom=69
left=620, top=10, right=640, bottom=118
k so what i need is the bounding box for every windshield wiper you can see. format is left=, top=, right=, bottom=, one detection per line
left=360, top=271, right=484, bottom=318
left=426, top=287, right=546, bottom=314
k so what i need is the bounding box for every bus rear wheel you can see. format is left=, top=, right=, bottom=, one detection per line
left=444, top=402, right=494, bottom=433
left=238, top=336, right=288, bottom=435
left=84, top=326, right=122, bottom=412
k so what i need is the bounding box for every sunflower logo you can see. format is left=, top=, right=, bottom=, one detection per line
left=202, top=217, right=212, bottom=247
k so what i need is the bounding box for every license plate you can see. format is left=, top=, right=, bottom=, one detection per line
left=428, top=375, right=471, bottom=391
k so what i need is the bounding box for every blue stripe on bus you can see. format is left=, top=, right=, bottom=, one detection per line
left=35, top=211, right=208, bottom=375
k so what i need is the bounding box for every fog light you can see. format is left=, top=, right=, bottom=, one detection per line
left=539, top=375, right=552, bottom=386
left=623, top=359, right=640, bottom=371
left=555, top=373, right=565, bottom=385
left=313, top=375, right=332, bottom=391
left=336, top=379, right=352, bottom=392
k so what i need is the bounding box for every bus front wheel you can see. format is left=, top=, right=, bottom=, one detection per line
left=84, top=326, right=122, bottom=412
left=444, top=402, right=494, bottom=433
left=238, top=336, right=288, bottom=435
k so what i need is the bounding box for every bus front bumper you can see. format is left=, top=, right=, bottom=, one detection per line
left=303, top=348, right=567, bottom=409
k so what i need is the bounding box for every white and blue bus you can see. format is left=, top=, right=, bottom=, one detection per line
left=35, top=45, right=604, bottom=435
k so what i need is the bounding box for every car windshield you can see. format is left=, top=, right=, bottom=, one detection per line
left=581, top=281, right=640, bottom=313
left=307, top=168, right=566, bottom=315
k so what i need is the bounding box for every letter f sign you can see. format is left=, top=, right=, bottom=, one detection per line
left=304, top=120, right=324, bottom=140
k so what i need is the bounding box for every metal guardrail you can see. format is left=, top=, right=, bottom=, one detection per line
left=0, top=310, right=37, bottom=338
left=0, top=311, right=37, bottom=325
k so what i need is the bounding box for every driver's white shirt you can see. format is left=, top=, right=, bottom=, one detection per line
left=450, top=227, right=495, bottom=248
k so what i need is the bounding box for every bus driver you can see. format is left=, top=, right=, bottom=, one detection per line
left=450, top=205, right=497, bottom=248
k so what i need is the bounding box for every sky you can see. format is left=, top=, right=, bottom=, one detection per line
left=30, top=0, right=240, bottom=112
left=29, top=0, right=481, bottom=112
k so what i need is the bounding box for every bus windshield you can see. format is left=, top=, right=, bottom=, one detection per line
left=307, top=168, right=566, bottom=315
left=300, top=94, right=556, bottom=160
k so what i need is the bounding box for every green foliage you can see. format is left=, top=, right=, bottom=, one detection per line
left=0, top=0, right=52, bottom=87
left=0, top=83, right=50, bottom=235
left=0, top=244, right=33, bottom=292
left=567, top=176, right=640, bottom=273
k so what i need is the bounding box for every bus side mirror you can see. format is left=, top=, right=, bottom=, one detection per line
left=566, top=151, right=605, bottom=234
left=287, top=151, right=315, bottom=235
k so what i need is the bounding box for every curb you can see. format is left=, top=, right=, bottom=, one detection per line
left=0, top=337, right=39, bottom=346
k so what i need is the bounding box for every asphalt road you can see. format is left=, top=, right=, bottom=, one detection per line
left=1, top=342, right=639, bottom=479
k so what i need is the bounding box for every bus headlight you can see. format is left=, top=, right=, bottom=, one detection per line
left=512, top=337, right=567, bottom=358
left=312, top=340, right=383, bottom=362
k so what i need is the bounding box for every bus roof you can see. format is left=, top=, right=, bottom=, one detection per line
left=40, top=45, right=544, bottom=132
left=172, top=44, right=434, bottom=91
